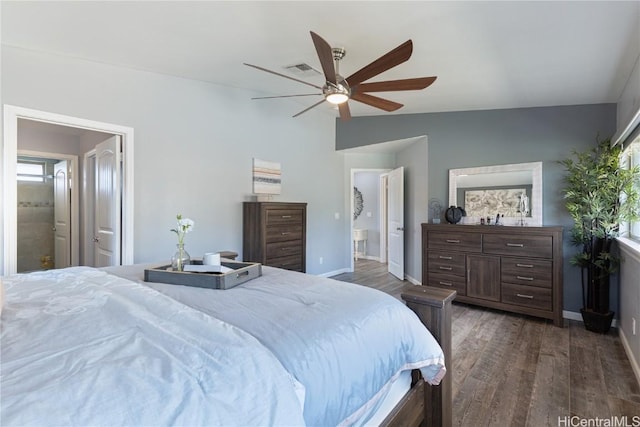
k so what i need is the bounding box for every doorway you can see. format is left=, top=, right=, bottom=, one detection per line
left=2, top=105, right=135, bottom=275
left=351, top=169, right=389, bottom=267
left=350, top=167, right=404, bottom=280
left=16, top=152, right=79, bottom=272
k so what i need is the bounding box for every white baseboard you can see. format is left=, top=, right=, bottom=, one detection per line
left=562, top=310, right=618, bottom=328
left=405, top=274, right=420, bottom=285
left=318, top=267, right=349, bottom=278
left=619, top=327, right=640, bottom=386
left=355, top=255, right=381, bottom=262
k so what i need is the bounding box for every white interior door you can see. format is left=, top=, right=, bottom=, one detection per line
left=387, top=166, right=404, bottom=280
left=94, top=136, right=121, bottom=267
left=53, top=160, right=71, bottom=268
left=83, top=151, right=96, bottom=267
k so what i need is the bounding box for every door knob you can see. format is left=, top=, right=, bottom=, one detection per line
left=397, top=227, right=404, bottom=231
left=93, top=237, right=100, bottom=243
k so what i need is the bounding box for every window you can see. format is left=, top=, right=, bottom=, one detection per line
left=622, top=135, right=640, bottom=242
left=17, top=161, right=45, bottom=182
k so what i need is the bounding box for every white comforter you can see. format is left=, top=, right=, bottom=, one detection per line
left=111, top=264, right=447, bottom=426
left=0, top=267, right=305, bottom=426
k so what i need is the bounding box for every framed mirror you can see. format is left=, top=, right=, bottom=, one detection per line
left=448, top=162, right=543, bottom=226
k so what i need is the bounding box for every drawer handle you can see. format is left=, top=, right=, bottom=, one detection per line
left=516, top=293, right=534, bottom=299
left=439, top=255, right=453, bottom=260
left=506, top=243, right=524, bottom=248
left=439, top=266, right=453, bottom=271
left=236, top=271, right=249, bottom=278
left=438, top=281, right=453, bottom=287
left=281, top=247, right=295, bottom=251
left=446, top=239, right=460, bottom=243
left=516, top=276, right=534, bottom=281
left=516, top=263, right=534, bottom=268
left=281, top=215, right=292, bottom=219
left=281, top=232, right=290, bottom=235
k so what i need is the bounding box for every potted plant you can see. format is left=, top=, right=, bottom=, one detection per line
left=560, top=137, right=640, bottom=333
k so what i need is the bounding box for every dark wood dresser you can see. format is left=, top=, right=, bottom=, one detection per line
left=243, top=202, right=307, bottom=272
left=422, top=224, right=563, bottom=327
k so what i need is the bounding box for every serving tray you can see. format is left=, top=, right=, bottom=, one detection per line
left=144, top=260, right=261, bottom=290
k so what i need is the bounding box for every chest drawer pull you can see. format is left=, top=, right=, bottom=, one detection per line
left=439, top=281, right=453, bottom=287
left=439, top=266, right=453, bottom=271
left=446, top=239, right=460, bottom=243
left=439, top=255, right=453, bottom=260
left=516, top=276, right=534, bottom=281
left=281, top=215, right=292, bottom=218
left=516, top=263, right=534, bottom=268
left=506, top=243, right=524, bottom=248
left=281, top=232, right=290, bottom=235
left=516, top=293, right=534, bottom=299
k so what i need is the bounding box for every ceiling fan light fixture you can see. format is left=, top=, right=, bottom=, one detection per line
left=323, top=81, right=350, bottom=104
left=326, top=92, right=349, bottom=105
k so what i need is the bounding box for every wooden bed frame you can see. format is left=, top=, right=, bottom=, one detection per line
left=381, top=286, right=456, bottom=427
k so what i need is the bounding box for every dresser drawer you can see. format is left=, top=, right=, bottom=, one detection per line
left=427, top=251, right=466, bottom=276
left=265, top=209, right=304, bottom=225
left=265, top=225, right=304, bottom=243
left=428, top=231, right=481, bottom=253
left=483, top=234, right=553, bottom=259
left=266, top=254, right=303, bottom=271
left=501, top=258, right=552, bottom=288
left=427, top=272, right=466, bottom=296
left=501, top=283, right=552, bottom=311
left=266, top=241, right=302, bottom=259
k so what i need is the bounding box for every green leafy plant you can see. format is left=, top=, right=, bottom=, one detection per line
left=560, top=137, right=640, bottom=329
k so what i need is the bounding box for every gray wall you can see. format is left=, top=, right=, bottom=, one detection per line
left=336, top=104, right=617, bottom=314
left=2, top=46, right=350, bottom=275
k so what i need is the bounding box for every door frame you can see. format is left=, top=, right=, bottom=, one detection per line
left=2, top=105, right=135, bottom=275
left=17, top=150, right=80, bottom=268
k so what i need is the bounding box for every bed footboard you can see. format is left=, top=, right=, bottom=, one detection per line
left=384, top=286, right=455, bottom=427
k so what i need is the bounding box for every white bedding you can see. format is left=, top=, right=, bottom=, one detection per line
left=109, top=264, right=447, bottom=426
left=1, top=264, right=446, bottom=426
left=0, top=267, right=305, bottom=426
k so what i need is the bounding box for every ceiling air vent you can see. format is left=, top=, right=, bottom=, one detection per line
left=284, top=63, right=321, bottom=78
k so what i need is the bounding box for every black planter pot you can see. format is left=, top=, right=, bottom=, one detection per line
left=580, top=308, right=614, bottom=333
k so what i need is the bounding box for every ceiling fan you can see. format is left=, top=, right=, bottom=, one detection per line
left=244, top=31, right=437, bottom=121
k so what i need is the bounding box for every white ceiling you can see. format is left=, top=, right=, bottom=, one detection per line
left=2, top=1, right=639, bottom=119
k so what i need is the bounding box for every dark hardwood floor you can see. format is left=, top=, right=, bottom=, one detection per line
left=331, top=259, right=640, bottom=426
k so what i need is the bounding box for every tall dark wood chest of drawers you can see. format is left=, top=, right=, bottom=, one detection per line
left=243, top=202, right=307, bottom=272
left=422, top=224, right=563, bottom=327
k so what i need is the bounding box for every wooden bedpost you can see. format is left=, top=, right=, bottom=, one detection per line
left=401, top=286, right=456, bottom=427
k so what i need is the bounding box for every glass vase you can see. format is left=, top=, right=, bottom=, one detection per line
left=171, top=243, right=191, bottom=271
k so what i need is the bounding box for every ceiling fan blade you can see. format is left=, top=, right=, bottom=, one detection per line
left=292, top=99, right=326, bottom=118
left=310, top=31, right=337, bottom=85
left=252, top=94, right=321, bottom=100
left=244, top=63, right=323, bottom=90
left=350, top=92, right=403, bottom=112
left=355, top=77, right=437, bottom=93
left=346, top=40, right=413, bottom=86
left=338, top=102, right=351, bottom=121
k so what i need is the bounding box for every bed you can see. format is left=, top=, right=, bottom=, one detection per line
left=0, top=264, right=454, bottom=426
